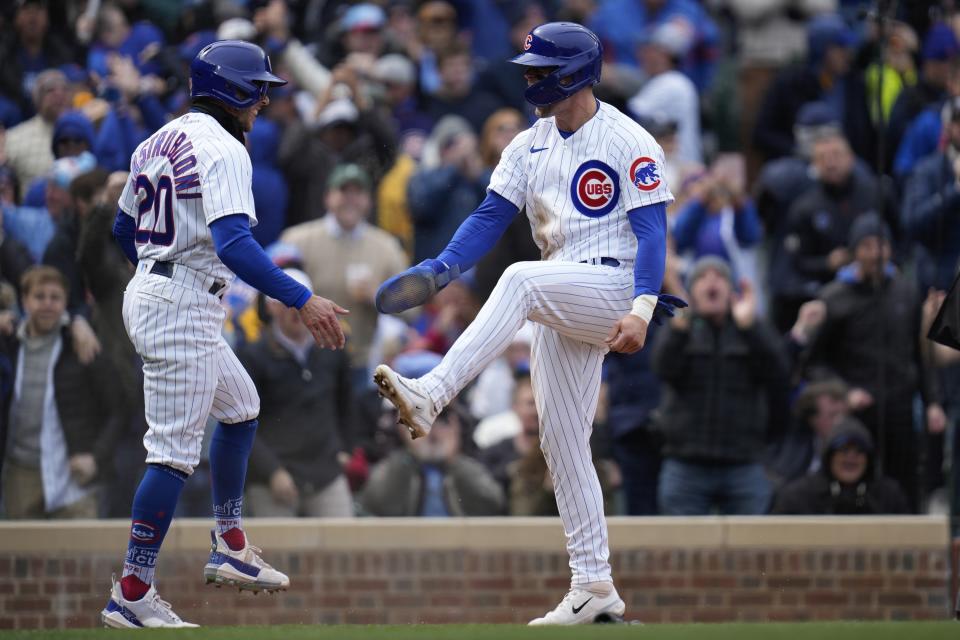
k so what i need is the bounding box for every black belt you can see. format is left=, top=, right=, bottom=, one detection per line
left=150, top=261, right=227, bottom=296
left=580, top=257, right=620, bottom=267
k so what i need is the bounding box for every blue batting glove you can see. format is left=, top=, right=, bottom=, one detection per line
left=651, top=293, right=688, bottom=326
left=375, top=259, right=461, bottom=314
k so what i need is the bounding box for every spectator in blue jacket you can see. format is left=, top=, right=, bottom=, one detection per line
left=672, top=169, right=762, bottom=265
left=894, top=57, right=959, bottom=180
left=901, top=96, right=960, bottom=292
left=407, top=116, right=487, bottom=264
left=887, top=23, right=959, bottom=176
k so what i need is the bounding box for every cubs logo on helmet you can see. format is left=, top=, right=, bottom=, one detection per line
left=524, top=34, right=533, bottom=50
left=130, top=521, right=157, bottom=543
left=629, top=157, right=661, bottom=192
left=570, top=160, right=620, bottom=217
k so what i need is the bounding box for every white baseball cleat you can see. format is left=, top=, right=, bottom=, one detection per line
left=528, top=587, right=626, bottom=625
left=101, top=575, right=198, bottom=628
left=373, top=364, right=438, bottom=439
left=203, top=530, right=290, bottom=593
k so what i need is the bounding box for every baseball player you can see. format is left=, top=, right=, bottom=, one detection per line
left=101, top=41, right=349, bottom=628
left=374, top=22, right=684, bottom=625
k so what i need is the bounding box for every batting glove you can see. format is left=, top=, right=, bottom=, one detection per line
left=375, top=259, right=461, bottom=314
left=651, top=293, right=688, bottom=325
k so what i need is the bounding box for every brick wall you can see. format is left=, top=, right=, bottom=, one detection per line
left=0, top=518, right=952, bottom=629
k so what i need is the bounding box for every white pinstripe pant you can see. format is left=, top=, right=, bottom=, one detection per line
left=123, top=261, right=260, bottom=475
left=422, top=260, right=633, bottom=585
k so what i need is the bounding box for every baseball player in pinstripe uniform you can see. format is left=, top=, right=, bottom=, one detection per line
left=100, top=41, right=349, bottom=628
left=373, top=22, right=684, bottom=625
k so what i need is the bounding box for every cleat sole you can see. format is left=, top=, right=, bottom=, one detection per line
left=204, top=571, right=287, bottom=593
left=374, top=367, right=427, bottom=440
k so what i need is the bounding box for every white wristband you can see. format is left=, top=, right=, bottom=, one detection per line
left=629, top=295, right=657, bottom=324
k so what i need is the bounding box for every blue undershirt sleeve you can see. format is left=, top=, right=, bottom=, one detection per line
left=627, top=203, right=667, bottom=297
left=436, top=190, right=520, bottom=272
left=112, top=208, right=138, bottom=265
left=210, top=214, right=312, bottom=309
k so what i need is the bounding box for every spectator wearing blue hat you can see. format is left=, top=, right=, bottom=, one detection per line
left=22, top=110, right=95, bottom=208
left=0, top=0, right=74, bottom=120
left=754, top=14, right=874, bottom=165
left=771, top=417, right=909, bottom=515
left=888, top=23, right=959, bottom=174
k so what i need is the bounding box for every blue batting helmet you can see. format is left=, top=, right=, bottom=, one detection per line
left=509, top=22, right=602, bottom=107
left=190, top=40, right=286, bottom=109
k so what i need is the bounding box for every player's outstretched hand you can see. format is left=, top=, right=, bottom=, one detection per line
left=298, top=295, right=350, bottom=349
left=605, top=314, right=649, bottom=354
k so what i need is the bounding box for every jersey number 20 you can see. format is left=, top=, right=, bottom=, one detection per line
left=134, top=174, right=176, bottom=246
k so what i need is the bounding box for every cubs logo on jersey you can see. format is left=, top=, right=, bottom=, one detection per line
left=629, top=157, right=661, bottom=192
left=570, top=160, right=620, bottom=217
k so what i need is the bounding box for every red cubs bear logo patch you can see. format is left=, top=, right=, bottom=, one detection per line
left=629, top=156, right=661, bottom=192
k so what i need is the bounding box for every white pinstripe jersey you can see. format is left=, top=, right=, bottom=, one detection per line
left=489, top=100, right=674, bottom=263
left=117, top=112, right=257, bottom=283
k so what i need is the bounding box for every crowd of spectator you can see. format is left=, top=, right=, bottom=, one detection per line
left=0, top=0, right=958, bottom=528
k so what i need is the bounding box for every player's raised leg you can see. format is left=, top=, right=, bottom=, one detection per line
left=527, top=325, right=625, bottom=625
left=375, top=260, right=632, bottom=437
left=204, top=339, right=289, bottom=592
